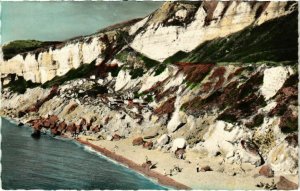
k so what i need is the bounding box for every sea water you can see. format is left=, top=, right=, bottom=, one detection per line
left=1, top=117, right=166, bottom=190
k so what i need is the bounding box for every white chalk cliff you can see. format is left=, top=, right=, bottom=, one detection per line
left=0, top=1, right=298, bottom=179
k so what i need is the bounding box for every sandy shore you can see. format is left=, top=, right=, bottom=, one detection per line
left=4, top=115, right=298, bottom=190
left=77, top=138, right=190, bottom=189
left=77, top=135, right=299, bottom=190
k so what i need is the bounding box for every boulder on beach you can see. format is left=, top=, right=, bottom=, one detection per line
left=51, top=128, right=61, bottom=136
left=112, top=134, right=122, bottom=141
left=143, top=141, right=153, bottom=150
left=31, top=129, right=41, bottom=138
left=200, top=165, right=213, bottom=172
left=106, top=135, right=113, bottom=141
left=175, top=148, right=185, bottom=159
left=18, top=122, right=24, bottom=126
left=276, top=176, right=298, bottom=190
left=92, top=125, right=101, bottom=133
left=157, top=134, right=169, bottom=146
left=133, top=137, right=144, bottom=146
left=171, top=138, right=187, bottom=152
left=259, top=165, right=274, bottom=178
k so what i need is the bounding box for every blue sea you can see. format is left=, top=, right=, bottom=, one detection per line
left=1, top=117, right=166, bottom=190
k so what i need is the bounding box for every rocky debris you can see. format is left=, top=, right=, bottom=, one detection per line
left=157, top=134, right=170, bottom=146
left=57, top=121, right=67, bottom=133
left=106, top=135, right=113, bottom=141
left=51, top=128, right=60, bottom=136
left=267, top=142, right=298, bottom=175
left=143, top=132, right=158, bottom=139
left=285, top=134, right=298, bottom=147
left=200, top=165, right=213, bottom=172
left=268, top=73, right=299, bottom=133
left=154, top=97, right=176, bottom=117
left=276, top=176, right=298, bottom=190
left=256, top=180, right=277, bottom=190
left=19, top=86, right=59, bottom=116
left=0, top=2, right=299, bottom=180
left=112, top=134, right=122, bottom=141
left=17, top=122, right=24, bottom=126
left=141, top=160, right=157, bottom=170
left=31, top=129, right=41, bottom=138
left=132, top=137, right=144, bottom=146
left=171, top=138, right=187, bottom=152
left=240, top=139, right=264, bottom=166
left=241, top=140, right=261, bottom=157
left=259, top=165, right=274, bottom=178
left=279, top=108, right=298, bottom=133
left=175, top=148, right=185, bottom=159
left=92, top=125, right=101, bottom=133
left=176, top=62, right=215, bottom=84
left=67, top=103, right=78, bottom=114
left=143, top=141, right=153, bottom=150
left=245, top=114, right=264, bottom=129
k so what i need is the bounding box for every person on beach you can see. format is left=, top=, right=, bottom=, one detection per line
left=169, top=169, right=173, bottom=176
left=196, top=163, right=200, bottom=173
left=163, top=169, right=167, bottom=176
left=145, top=155, right=149, bottom=162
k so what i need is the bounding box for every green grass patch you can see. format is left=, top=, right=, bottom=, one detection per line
left=3, top=76, right=40, bottom=94
left=145, top=95, right=153, bottom=102
left=154, top=64, right=167, bottom=76
left=42, top=60, right=96, bottom=88
left=185, top=81, right=199, bottom=90
left=2, top=40, right=61, bottom=60
left=129, top=67, right=144, bottom=79
left=164, top=11, right=298, bottom=64
left=110, top=66, right=122, bottom=77
left=115, top=47, right=160, bottom=69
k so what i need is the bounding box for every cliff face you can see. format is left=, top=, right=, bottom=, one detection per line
left=130, top=1, right=296, bottom=61
left=0, top=19, right=137, bottom=83
left=0, top=1, right=298, bottom=179
left=0, top=1, right=296, bottom=83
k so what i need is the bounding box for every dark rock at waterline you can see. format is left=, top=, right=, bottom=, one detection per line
left=31, top=129, right=41, bottom=138
left=18, top=122, right=24, bottom=126
left=51, top=128, right=61, bottom=136
left=18, top=111, right=26, bottom=118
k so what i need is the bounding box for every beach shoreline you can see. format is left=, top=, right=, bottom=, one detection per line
left=2, top=116, right=299, bottom=190
left=2, top=117, right=189, bottom=189
left=76, top=138, right=191, bottom=190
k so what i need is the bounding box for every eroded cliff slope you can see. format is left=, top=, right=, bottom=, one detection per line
left=1, top=1, right=298, bottom=186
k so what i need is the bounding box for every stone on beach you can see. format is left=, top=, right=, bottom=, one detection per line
left=175, top=148, right=185, bottom=159
left=157, top=134, right=169, bottom=146
left=132, top=137, right=144, bottom=146
left=171, top=138, right=186, bottom=152
left=259, top=165, right=274, bottom=178
left=200, top=165, right=213, bottom=172
left=143, top=141, right=153, bottom=150
left=276, top=176, right=298, bottom=190
left=31, top=129, right=41, bottom=138
left=112, top=134, right=122, bottom=141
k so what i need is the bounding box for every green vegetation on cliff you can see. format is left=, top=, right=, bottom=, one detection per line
left=42, top=60, right=96, bottom=88
left=164, top=11, right=298, bottom=63
left=2, top=40, right=61, bottom=60
left=3, top=76, right=40, bottom=94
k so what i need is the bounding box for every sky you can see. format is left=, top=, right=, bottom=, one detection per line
left=0, top=1, right=163, bottom=44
